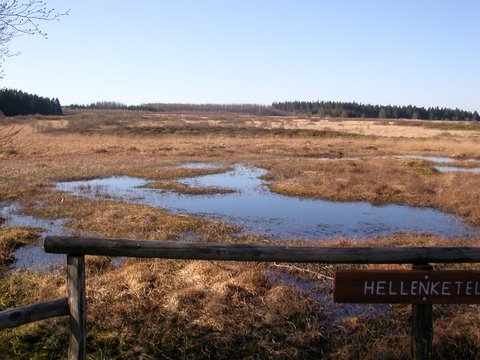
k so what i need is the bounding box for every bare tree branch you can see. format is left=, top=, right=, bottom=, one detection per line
left=0, top=1, right=68, bottom=76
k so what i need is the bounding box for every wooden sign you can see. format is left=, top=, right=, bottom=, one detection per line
left=334, top=270, right=480, bottom=304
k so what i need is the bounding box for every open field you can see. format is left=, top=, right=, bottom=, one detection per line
left=1, top=111, right=480, bottom=359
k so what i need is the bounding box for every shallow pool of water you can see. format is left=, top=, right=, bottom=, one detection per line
left=315, top=157, right=360, bottom=161
left=394, top=155, right=457, bottom=163
left=1, top=203, right=67, bottom=271
left=1, top=203, right=67, bottom=234
left=162, top=162, right=223, bottom=170
left=56, top=164, right=480, bottom=240
left=394, top=155, right=480, bottom=164
left=434, top=166, right=480, bottom=173
left=181, top=162, right=222, bottom=169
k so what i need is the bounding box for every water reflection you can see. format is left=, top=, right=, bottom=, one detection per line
left=181, top=162, right=222, bottom=169
left=57, top=164, right=480, bottom=240
left=1, top=203, right=67, bottom=271
left=434, top=166, right=480, bottom=173
left=162, top=162, right=223, bottom=170
left=316, top=157, right=360, bottom=161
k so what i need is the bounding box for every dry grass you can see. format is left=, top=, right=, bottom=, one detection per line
left=0, top=125, right=21, bottom=156
left=329, top=300, right=480, bottom=360
left=1, top=111, right=480, bottom=358
left=0, top=269, right=69, bottom=359
left=265, top=157, right=480, bottom=225
left=82, top=260, right=327, bottom=359
left=142, top=181, right=236, bottom=195
left=0, top=227, right=41, bottom=266
left=16, top=189, right=238, bottom=242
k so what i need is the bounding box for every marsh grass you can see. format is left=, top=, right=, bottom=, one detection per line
left=0, top=269, right=69, bottom=360
left=0, top=126, right=21, bottom=156
left=393, top=119, right=480, bottom=132
left=17, top=190, right=239, bottom=242
left=265, top=157, right=480, bottom=225
left=0, top=227, right=68, bottom=359
left=142, top=181, right=236, bottom=195
left=0, top=227, right=41, bottom=266
left=128, top=166, right=233, bottom=181
left=1, top=112, right=480, bottom=358
left=0, top=185, right=22, bottom=201
left=59, top=120, right=357, bottom=139
left=80, top=260, right=328, bottom=359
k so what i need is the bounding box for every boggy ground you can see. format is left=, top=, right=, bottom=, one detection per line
left=1, top=111, right=480, bottom=359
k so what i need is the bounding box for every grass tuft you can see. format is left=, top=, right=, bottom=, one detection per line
left=0, top=227, right=41, bottom=266
left=142, top=181, right=236, bottom=195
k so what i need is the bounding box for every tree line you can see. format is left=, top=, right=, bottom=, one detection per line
left=68, top=100, right=479, bottom=121
left=272, top=101, right=479, bottom=121
left=68, top=102, right=285, bottom=115
left=0, top=88, right=62, bottom=116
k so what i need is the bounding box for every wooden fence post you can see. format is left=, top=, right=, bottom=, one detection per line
left=411, top=264, right=433, bottom=360
left=67, top=255, right=86, bottom=360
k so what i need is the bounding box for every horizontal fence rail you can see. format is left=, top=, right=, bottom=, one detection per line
left=44, top=236, right=480, bottom=264
left=0, top=297, right=69, bottom=330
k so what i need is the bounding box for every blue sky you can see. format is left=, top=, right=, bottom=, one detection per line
left=1, top=0, right=479, bottom=110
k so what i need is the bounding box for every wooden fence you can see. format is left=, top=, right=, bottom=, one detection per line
left=2, top=235, right=480, bottom=359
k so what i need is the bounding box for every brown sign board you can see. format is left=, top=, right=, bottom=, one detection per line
left=334, top=270, right=480, bottom=304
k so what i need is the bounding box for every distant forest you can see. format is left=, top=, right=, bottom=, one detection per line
left=0, top=89, right=62, bottom=116
left=68, top=101, right=284, bottom=116
left=272, top=101, right=479, bottom=121
left=1, top=86, right=477, bottom=121
left=68, top=100, right=479, bottom=121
